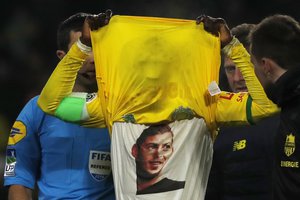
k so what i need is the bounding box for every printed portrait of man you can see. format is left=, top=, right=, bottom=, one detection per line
left=131, top=124, right=185, bottom=195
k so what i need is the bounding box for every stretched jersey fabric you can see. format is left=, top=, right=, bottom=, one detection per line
left=91, top=15, right=221, bottom=130
left=4, top=96, right=115, bottom=200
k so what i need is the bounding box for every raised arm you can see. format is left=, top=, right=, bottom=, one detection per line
left=197, top=15, right=279, bottom=125
left=37, top=10, right=112, bottom=128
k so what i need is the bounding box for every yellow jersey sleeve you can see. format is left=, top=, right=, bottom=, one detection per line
left=37, top=44, right=106, bottom=128
left=216, top=38, right=280, bottom=126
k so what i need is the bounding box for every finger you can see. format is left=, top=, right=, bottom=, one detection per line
left=196, top=14, right=206, bottom=24
left=203, top=23, right=219, bottom=37
left=86, top=14, right=103, bottom=24
left=90, top=13, right=109, bottom=30
left=211, top=17, right=225, bottom=26
left=86, top=15, right=93, bottom=22
left=105, top=9, right=113, bottom=18
left=97, top=12, right=107, bottom=20
left=86, top=16, right=95, bottom=30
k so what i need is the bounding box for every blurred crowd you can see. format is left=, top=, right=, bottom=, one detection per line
left=0, top=0, right=299, bottom=197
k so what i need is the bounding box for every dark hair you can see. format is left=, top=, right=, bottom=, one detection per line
left=136, top=124, right=173, bottom=147
left=57, top=12, right=90, bottom=52
left=250, top=14, right=300, bottom=69
left=231, top=23, right=256, bottom=50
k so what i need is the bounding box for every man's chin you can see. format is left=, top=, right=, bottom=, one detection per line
left=137, top=170, right=159, bottom=180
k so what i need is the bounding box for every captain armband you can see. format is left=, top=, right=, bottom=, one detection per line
left=55, top=92, right=90, bottom=122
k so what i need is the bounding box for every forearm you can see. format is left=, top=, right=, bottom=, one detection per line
left=8, top=185, right=33, bottom=200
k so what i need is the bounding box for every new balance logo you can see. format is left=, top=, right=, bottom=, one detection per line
left=233, top=139, right=246, bottom=151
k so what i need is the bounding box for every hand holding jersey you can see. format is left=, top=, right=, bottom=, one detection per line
left=196, top=15, right=233, bottom=47
left=80, top=10, right=112, bottom=46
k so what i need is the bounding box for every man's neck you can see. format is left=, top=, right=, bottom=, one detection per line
left=137, top=176, right=163, bottom=191
left=72, top=84, right=86, bottom=93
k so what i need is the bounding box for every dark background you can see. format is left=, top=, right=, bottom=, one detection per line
left=0, top=0, right=299, bottom=197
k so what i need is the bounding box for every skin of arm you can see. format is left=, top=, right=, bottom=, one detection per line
left=8, top=185, right=33, bottom=200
